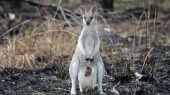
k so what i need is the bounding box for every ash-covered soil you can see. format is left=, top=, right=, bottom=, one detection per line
left=0, top=49, right=170, bottom=95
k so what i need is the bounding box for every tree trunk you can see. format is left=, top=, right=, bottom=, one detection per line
left=99, top=0, right=114, bottom=12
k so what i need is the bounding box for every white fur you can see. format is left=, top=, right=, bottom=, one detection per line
left=78, top=65, right=97, bottom=90
left=69, top=5, right=105, bottom=95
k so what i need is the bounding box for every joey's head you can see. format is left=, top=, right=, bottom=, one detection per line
left=80, top=5, right=97, bottom=26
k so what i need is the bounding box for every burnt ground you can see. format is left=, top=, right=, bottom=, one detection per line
left=0, top=45, right=170, bottom=95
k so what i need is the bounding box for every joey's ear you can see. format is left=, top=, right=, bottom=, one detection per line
left=90, top=5, right=97, bottom=14
left=79, top=5, right=86, bottom=15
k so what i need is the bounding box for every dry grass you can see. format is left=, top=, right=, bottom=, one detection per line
left=0, top=19, right=77, bottom=70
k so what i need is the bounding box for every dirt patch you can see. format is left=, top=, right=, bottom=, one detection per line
left=0, top=52, right=170, bottom=95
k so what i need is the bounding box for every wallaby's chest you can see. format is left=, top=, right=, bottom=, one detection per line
left=81, top=29, right=98, bottom=53
left=83, top=29, right=97, bottom=38
left=84, top=36, right=95, bottom=53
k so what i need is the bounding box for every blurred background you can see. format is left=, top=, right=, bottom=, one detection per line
left=0, top=0, right=170, bottom=95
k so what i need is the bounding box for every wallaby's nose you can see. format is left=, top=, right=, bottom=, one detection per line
left=86, top=19, right=91, bottom=25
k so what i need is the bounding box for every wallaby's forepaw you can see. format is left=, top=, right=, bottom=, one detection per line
left=86, top=54, right=94, bottom=62
left=86, top=58, right=94, bottom=62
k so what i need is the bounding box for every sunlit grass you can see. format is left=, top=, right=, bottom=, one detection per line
left=0, top=19, right=76, bottom=70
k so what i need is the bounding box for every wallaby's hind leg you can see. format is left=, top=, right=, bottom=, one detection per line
left=97, top=58, right=105, bottom=94
left=69, top=60, right=79, bottom=95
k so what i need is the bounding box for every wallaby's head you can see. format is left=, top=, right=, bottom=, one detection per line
left=80, top=5, right=97, bottom=26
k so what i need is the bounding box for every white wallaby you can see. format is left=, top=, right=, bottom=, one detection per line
left=69, top=5, right=105, bottom=95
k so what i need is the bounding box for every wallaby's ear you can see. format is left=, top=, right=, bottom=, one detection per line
left=90, top=5, right=97, bottom=14
left=79, top=5, right=86, bottom=15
